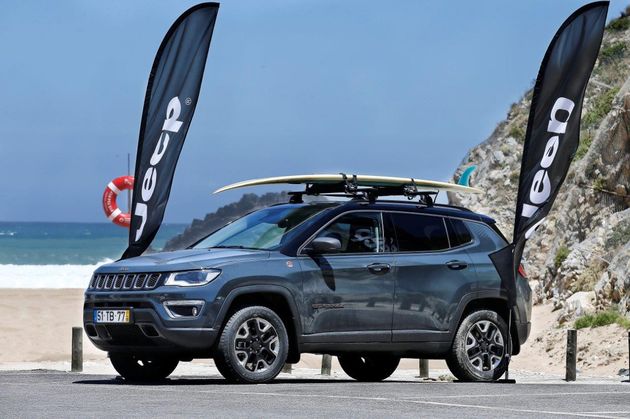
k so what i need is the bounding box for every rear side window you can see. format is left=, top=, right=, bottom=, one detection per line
left=388, top=213, right=449, bottom=251
left=446, top=218, right=473, bottom=247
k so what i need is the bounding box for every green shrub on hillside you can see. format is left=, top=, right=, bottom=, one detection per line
left=606, top=16, right=630, bottom=31
left=554, top=244, right=570, bottom=269
left=606, top=221, right=630, bottom=248
left=574, top=132, right=593, bottom=160
left=583, top=87, right=619, bottom=128
left=575, top=310, right=630, bottom=329
left=508, top=124, right=525, bottom=142
left=592, top=176, right=607, bottom=191
left=600, top=42, right=626, bottom=62
left=570, top=265, right=601, bottom=293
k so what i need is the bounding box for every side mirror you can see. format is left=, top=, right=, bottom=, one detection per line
left=306, top=237, right=342, bottom=254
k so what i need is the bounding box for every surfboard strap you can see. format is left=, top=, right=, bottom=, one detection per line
left=339, top=173, right=358, bottom=194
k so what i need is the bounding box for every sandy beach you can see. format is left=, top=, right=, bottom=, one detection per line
left=1, top=289, right=627, bottom=379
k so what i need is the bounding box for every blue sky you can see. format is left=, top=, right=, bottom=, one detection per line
left=0, top=0, right=626, bottom=223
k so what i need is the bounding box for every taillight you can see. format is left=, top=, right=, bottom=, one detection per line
left=518, top=263, right=528, bottom=279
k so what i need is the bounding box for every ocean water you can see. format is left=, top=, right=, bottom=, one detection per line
left=0, top=222, right=187, bottom=288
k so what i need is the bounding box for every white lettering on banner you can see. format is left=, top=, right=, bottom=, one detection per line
left=133, top=97, right=183, bottom=242
left=141, top=167, right=156, bottom=202
left=520, top=96, right=575, bottom=239
left=134, top=203, right=148, bottom=242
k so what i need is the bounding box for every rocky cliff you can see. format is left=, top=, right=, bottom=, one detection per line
left=449, top=10, right=630, bottom=319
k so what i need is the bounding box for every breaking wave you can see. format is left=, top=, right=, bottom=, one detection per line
left=0, top=259, right=114, bottom=288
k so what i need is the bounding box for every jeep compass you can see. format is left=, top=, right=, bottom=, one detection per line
left=84, top=199, right=532, bottom=383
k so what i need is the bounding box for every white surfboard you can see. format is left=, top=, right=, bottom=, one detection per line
left=213, top=174, right=482, bottom=194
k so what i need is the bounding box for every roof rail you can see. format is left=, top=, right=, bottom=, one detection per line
left=287, top=181, right=438, bottom=206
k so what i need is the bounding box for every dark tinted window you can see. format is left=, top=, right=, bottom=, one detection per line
left=389, top=213, right=449, bottom=251
left=316, top=212, right=382, bottom=253
left=446, top=218, right=473, bottom=247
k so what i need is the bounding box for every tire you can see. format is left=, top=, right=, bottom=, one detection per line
left=446, top=310, right=510, bottom=382
left=338, top=354, right=400, bottom=382
left=214, top=306, right=289, bottom=384
left=109, top=353, right=179, bottom=382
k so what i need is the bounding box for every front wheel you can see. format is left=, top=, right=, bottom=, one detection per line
left=214, top=306, right=289, bottom=383
left=446, top=310, right=510, bottom=382
left=109, top=353, right=179, bottom=382
left=338, top=354, right=400, bottom=381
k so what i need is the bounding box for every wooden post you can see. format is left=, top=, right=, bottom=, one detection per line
left=281, top=363, right=292, bottom=374
left=71, top=327, right=83, bottom=372
left=321, top=354, right=332, bottom=376
left=418, top=359, right=429, bottom=378
left=565, top=329, right=577, bottom=382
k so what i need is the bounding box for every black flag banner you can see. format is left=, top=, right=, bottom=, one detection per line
left=122, top=3, right=219, bottom=259
left=490, top=1, right=608, bottom=302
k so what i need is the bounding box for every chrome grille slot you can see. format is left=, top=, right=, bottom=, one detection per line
left=133, top=274, right=147, bottom=289
left=89, top=275, right=98, bottom=289
left=104, top=274, right=115, bottom=289
left=145, top=273, right=161, bottom=289
left=96, top=275, right=105, bottom=289
left=114, top=274, right=125, bottom=289
left=123, top=274, right=136, bottom=289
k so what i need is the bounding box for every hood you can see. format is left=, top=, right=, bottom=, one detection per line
left=96, top=248, right=270, bottom=273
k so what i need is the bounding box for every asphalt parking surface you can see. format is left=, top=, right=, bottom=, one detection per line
left=1, top=371, right=629, bottom=418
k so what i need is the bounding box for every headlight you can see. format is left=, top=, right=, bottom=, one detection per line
left=164, top=269, right=221, bottom=287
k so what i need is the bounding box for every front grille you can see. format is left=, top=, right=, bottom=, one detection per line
left=114, top=274, right=125, bottom=289
left=133, top=274, right=147, bottom=289
left=89, top=273, right=163, bottom=291
left=123, top=274, right=135, bottom=289
left=146, top=273, right=160, bottom=289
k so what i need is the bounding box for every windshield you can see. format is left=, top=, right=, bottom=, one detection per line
left=193, top=204, right=333, bottom=250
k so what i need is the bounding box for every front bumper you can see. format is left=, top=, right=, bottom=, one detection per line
left=83, top=289, right=219, bottom=355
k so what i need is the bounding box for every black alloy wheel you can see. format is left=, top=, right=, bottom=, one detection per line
left=214, top=306, right=289, bottom=383
left=446, top=310, right=510, bottom=382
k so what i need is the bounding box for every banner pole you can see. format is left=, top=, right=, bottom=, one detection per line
left=505, top=309, right=512, bottom=381
left=127, top=152, right=131, bottom=214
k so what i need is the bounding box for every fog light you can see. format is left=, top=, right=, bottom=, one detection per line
left=163, top=300, right=204, bottom=318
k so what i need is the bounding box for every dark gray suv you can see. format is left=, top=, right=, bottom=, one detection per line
left=84, top=200, right=531, bottom=383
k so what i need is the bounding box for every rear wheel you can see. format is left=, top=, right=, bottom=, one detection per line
left=214, top=306, right=289, bottom=383
left=109, top=353, right=179, bottom=382
left=338, top=354, right=400, bottom=381
left=446, top=310, right=509, bottom=382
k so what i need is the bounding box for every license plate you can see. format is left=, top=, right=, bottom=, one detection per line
left=93, top=309, right=131, bottom=324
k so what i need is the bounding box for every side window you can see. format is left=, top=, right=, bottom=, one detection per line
left=315, top=212, right=382, bottom=253
left=446, top=218, right=473, bottom=247
left=389, top=213, right=450, bottom=251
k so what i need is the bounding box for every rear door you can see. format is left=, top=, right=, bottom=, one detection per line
left=387, top=212, right=477, bottom=342
left=298, top=211, right=395, bottom=342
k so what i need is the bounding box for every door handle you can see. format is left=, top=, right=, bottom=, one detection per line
left=367, top=263, right=391, bottom=274
left=446, top=260, right=468, bottom=270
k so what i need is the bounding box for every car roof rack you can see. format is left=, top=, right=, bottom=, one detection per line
left=288, top=174, right=438, bottom=206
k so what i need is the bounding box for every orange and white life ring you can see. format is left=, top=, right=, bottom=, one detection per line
left=102, top=176, right=134, bottom=227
